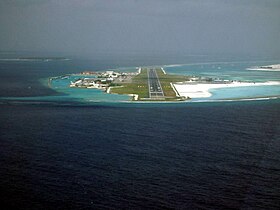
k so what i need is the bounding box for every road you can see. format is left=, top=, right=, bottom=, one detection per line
left=147, top=68, right=164, bottom=98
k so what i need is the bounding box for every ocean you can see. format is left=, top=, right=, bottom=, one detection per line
left=0, top=53, right=280, bottom=209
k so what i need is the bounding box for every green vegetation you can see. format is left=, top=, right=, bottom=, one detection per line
left=110, top=69, right=149, bottom=99
left=110, top=68, right=189, bottom=101
left=156, top=69, right=190, bottom=97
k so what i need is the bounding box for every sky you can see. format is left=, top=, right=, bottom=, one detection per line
left=0, top=0, right=279, bottom=57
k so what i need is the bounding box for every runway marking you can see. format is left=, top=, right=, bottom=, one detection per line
left=147, top=68, right=164, bottom=99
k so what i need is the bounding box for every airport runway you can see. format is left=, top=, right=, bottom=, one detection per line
left=147, top=68, right=164, bottom=98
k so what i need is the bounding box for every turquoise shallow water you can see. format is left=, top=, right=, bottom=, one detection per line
left=2, top=75, right=130, bottom=103
left=164, top=60, right=280, bottom=101
left=49, top=75, right=130, bottom=102
left=164, top=60, right=280, bottom=81
left=1, top=60, right=280, bottom=103
left=209, top=85, right=280, bottom=100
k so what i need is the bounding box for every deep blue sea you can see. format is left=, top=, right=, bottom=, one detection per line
left=0, top=53, right=280, bottom=209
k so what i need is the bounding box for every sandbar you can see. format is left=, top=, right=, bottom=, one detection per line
left=173, top=81, right=280, bottom=98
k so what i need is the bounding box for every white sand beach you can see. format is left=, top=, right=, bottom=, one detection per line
left=247, top=64, right=280, bottom=71
left=173, top=81, right=280, bottom=98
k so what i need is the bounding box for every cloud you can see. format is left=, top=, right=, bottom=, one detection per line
left=0, top=0, right=279, bottom=56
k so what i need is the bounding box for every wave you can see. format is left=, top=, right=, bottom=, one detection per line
left=192, top=96, right=280, bottom=103
left=163, top=59, right=280, bottom=68
left=1, top=96, right=279, bottom=107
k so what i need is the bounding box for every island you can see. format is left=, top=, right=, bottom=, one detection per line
left=67, top=68, right=190, bottom=101
left=49, top=67, right=280, bottom=102
left=0, top=57, right=70, bottom=62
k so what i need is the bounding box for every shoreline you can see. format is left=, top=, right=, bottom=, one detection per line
left=0, top=95, right=280, bottom=106
left=247, top=68, right=280, bottom=72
